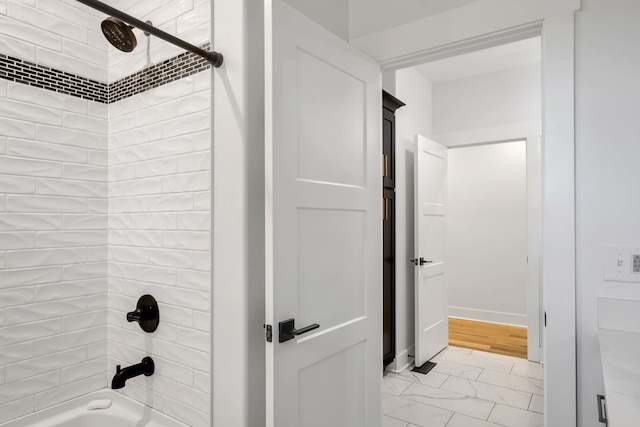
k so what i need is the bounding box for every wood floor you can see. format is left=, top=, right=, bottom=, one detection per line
left=449, top=317, right=528, bottom=359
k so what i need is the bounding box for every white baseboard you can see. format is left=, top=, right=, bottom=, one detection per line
left=449, top=306, right=527, bottom=327
left=386, top=346, right=414, bottom=373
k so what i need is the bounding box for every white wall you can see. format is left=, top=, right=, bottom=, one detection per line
left=0, top=2, right=109, bottom=423
left=447, top=141, right=528, bottom=326
left=575, top=1, right=640, bottom=425
left=385, top=67, right=432, bottom=371
left=433, top=64, right=541, bottom=138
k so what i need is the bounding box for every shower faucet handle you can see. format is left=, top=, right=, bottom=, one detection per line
left=126, top=294, right=159, bottom=333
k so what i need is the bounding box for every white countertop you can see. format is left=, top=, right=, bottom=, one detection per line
left=598, top=329, right=640, bottom=426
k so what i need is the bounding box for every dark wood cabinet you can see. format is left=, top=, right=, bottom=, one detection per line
left=382, top=90, right=404, bottom=369
left=383, top=108, right=395, bottom=188
left=382, top=187, right=395, bottom=368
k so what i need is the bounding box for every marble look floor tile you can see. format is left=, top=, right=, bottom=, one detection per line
left=470, top=350, right=521, bottom=362
left=447, top=346, right=474, bottom=354
left=388, top=368, right=450, bottom=388
left=512, top=358, right=543, bottom=369
left=431, top=347, right=472, bottom=361
left=436, top=350, right=515, bottom=373
left=383, top=348, right=544, bottom=427
left=528, top=394, right=543, bottom=413
left=510, top=361, right=544, bottom=381
left=477, top=370, right=543, bottom=395
left=384, top=376, right=414, bottom=396
left=431, top=360, right=483, bottom=381
left=440, top=376, right=532, bottom=409
left=383, top=415, right=409, bottom=427
left=383, top=395, right=453, bottom=427
left=400, top=382, right=494, bottom=420
left=487, top=404, right=544, bottom=427
left=445, top=413, right=504, bottom=427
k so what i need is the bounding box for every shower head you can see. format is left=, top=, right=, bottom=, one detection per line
left=101, top=16, right=137, bottom=52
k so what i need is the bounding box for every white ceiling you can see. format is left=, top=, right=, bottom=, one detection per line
left=415, top=37, right=541, bottom=84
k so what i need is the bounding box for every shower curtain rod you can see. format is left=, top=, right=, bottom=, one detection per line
left=75, top=0, right=223, bottom=67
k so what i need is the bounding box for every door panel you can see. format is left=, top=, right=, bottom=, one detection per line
left=265, top=1, right=382, bottom=426
left=297, top=208, right=366, bottom=329
left=414, top=135, right=448, bottom=367
left=298, top=341, right=366, bottom=426
left=297, top=51, right=366, bottom=187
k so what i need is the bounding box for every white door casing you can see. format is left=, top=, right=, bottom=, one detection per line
left=351, top=6, right=578, bottom=424
left=265, top=1, right=382, bottom=426
left=413, top=135, right=448, bottom=367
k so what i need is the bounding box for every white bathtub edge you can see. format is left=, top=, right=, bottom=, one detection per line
left=0, top=389, right=189, bottom=427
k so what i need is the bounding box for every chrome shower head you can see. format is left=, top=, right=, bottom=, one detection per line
left=101, top=16, right=137, bottom=52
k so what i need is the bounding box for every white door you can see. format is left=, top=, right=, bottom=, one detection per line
left=413, top=135, right=448, bottom=367
left=265, top=1, right=382, bottom=426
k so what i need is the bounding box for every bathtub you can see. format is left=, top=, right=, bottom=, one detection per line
left=2, top=390, right=188, bottom=427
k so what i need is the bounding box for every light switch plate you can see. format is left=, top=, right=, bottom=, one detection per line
left=605, top=246, right=640, bottom=283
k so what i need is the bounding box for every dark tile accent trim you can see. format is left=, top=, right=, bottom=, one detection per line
left=0, top=44, right=211, bottom=104
left=0, top=54, right=109, bottom=102
left=109, top=46, right=211, bottom=103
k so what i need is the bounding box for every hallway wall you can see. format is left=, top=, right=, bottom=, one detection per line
left=432, top=63, right=541, bottom=143
left=447, top=141, right=528, bottom=326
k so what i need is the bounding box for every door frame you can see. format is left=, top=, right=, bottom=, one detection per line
left=352, top=6, right=578, bottom=426
left=212, top=1, right=578, bottom=427
left=435, top=125, right=542, bottom=362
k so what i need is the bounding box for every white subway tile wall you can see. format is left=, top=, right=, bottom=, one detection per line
left=107, top=71, right=211, bottom=426
left=0, top=0, right=212, bottom=425
left=0, top=0, right=108, bottom=82
left=0, top=78, right=108, bottom=424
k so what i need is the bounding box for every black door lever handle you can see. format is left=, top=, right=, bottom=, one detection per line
left=278, top=318, right=320, bottom=343
left=410, top=257, right=433, bottom=266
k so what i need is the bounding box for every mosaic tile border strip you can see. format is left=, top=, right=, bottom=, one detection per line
left=0, top=54, right=109, bottom=102
left=109, top=46, right=211, bottom=103
left=0, top=43, right=211, bottom=104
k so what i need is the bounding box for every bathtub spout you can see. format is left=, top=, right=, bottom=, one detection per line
left=111, top=357, right=154, bottom=389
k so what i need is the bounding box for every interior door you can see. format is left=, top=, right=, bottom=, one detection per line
left=265, top=1, right=382, bottom=426
left=413, top=135, right=448, bottom=367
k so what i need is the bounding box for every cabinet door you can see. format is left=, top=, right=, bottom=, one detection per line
left=383, top=187, right=395, bottom=367
left=382, top=107, right=395, bottom=188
